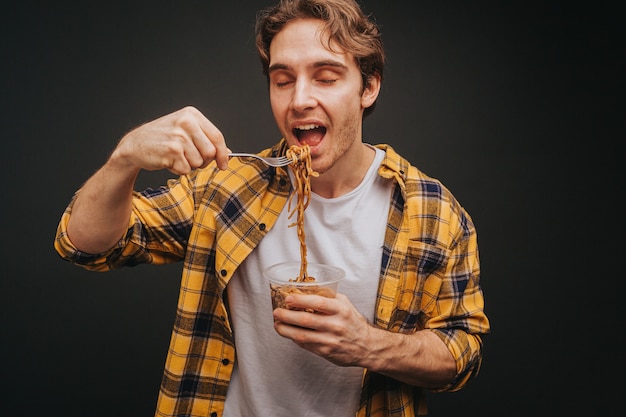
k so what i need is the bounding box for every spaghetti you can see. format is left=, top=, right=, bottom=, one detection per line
left=285, top=144, right=319, bottom=282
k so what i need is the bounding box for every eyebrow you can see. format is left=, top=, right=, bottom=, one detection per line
left=268, top=60, right=349, bottom=74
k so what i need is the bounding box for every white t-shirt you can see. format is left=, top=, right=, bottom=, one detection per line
left=223, top=146, right=391, bottom=417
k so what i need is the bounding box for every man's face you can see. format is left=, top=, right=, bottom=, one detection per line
left=268, top=18, right=379, bottom=174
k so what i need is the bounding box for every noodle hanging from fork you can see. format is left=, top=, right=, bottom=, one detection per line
left=285, top=144, right=319, bottom=282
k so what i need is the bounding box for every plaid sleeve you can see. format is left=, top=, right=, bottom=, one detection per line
left=427, top=198, right=489, bottom=391
left=412, top=177, right=490, bottom=392
left=376, top=148, right=490, bottom=395
left=53, top=174, right=198, bottom=271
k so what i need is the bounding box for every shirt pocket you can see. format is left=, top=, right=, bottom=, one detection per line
left=393, top=240, right=450, bottom=331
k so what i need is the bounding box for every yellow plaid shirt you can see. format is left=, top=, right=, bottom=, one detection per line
left=54, top=141, right=490, bottom=417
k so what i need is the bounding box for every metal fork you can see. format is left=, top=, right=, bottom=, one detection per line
left=228, top=153, right=295, bottom=167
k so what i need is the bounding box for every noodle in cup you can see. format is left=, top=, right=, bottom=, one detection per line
left=264, top=261, right=345, bottom=311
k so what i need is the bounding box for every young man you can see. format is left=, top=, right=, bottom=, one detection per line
left=54, top=0, right=490, bottom=416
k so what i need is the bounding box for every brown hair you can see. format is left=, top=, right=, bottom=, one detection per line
left=255, top=0, right=385, bottom=117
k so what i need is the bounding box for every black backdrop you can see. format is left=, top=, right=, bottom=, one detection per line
left=1, top=1, right=622, bottom=416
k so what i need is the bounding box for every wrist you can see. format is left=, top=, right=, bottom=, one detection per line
left=107, top=144, right=142, bottom=179
left=359, top=324, right=395, bottom=372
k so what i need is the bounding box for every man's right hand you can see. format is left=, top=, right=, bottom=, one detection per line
left=110, top=106, right=231, bottom=175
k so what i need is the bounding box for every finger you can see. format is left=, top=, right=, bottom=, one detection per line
left=198, top=119, right=229, bottom=170
left=182, top=127, right=213, bottom=170
left=169, top=108, right=215, bottom=168
left=168, top=157, right=193, bottom=176
left=285, top=294, right=336, bottom=315
left=273, top=312, right=322, bottom=337
left=180, top=107, right=229, bottom=170
left=171, top=106, right=227, bottom=170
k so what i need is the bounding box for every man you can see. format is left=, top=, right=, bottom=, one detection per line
left=54, top=0, right=490, bottom=416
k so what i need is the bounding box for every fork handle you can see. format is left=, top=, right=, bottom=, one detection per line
left=228, top=153, right=256, bottom=157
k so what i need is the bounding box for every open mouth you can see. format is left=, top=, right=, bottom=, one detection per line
left=293, top=124, right=327, bottom=147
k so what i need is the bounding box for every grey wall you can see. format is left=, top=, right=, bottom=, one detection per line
left=1, top=1, right=621, bottom=416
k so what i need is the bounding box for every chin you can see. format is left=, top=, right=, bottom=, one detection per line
left=310, top=155, right=333, bottom=175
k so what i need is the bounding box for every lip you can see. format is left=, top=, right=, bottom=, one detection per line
left=290, top=120, right=327, bottom=151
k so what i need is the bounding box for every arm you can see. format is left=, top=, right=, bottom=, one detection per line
left=272, top=293, right=457, bottom=389
left=360, top=319, right=457, bottom=388
left=65, top=106, right=230, bottom=254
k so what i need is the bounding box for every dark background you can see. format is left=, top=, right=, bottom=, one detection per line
left=1, top=1, right=622, bottom=416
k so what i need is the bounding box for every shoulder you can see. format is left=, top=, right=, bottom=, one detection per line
left=374, top=143, right=447, bottom=198
left=374, top=143, right=475, bottom=229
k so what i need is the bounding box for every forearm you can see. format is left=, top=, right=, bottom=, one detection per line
left=66, top=154, right=140, bottom=254
left=362, top=326, right=457, bottom=389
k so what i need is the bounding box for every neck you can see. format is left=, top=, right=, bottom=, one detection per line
left=311, top=143, right=375, bottom=199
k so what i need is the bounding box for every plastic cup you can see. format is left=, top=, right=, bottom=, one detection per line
left=264, top=261, right=345, bottom=311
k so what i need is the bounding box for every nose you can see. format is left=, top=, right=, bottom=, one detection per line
left=289, top=79, right=317, bottom=112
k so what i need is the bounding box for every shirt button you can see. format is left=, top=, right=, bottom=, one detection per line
left=259, top=223, right=266, bottom=231
left=220, top=269, right=227, bottom=277
left=210, top=412, right=218, bottom=417
left=279, top=178, right=287, bottom=186
left=222, top=358, right=230, bottom=365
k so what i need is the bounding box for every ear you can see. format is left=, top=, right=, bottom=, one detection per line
left=361, top=73, right=381, bottom=109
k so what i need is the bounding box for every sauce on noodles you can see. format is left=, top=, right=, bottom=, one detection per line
left=285, top=144, right=319, bottom=282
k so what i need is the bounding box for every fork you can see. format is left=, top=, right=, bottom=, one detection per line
left=228, top=153, right=295, bottom=167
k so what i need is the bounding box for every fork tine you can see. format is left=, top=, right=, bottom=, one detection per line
left=272, top=154, right=301, bottom=166
left=275, top=156, right=291, bottom=166
left=266, top=157, right=290, bottom=167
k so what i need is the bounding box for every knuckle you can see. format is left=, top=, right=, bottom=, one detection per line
left=292, top=332, right=309, bottom=345
left=180, top=105, right=199, bottom=115
left=177, top=114, right=194, bottom=131
left=299, top=313, right=317, bottom=329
